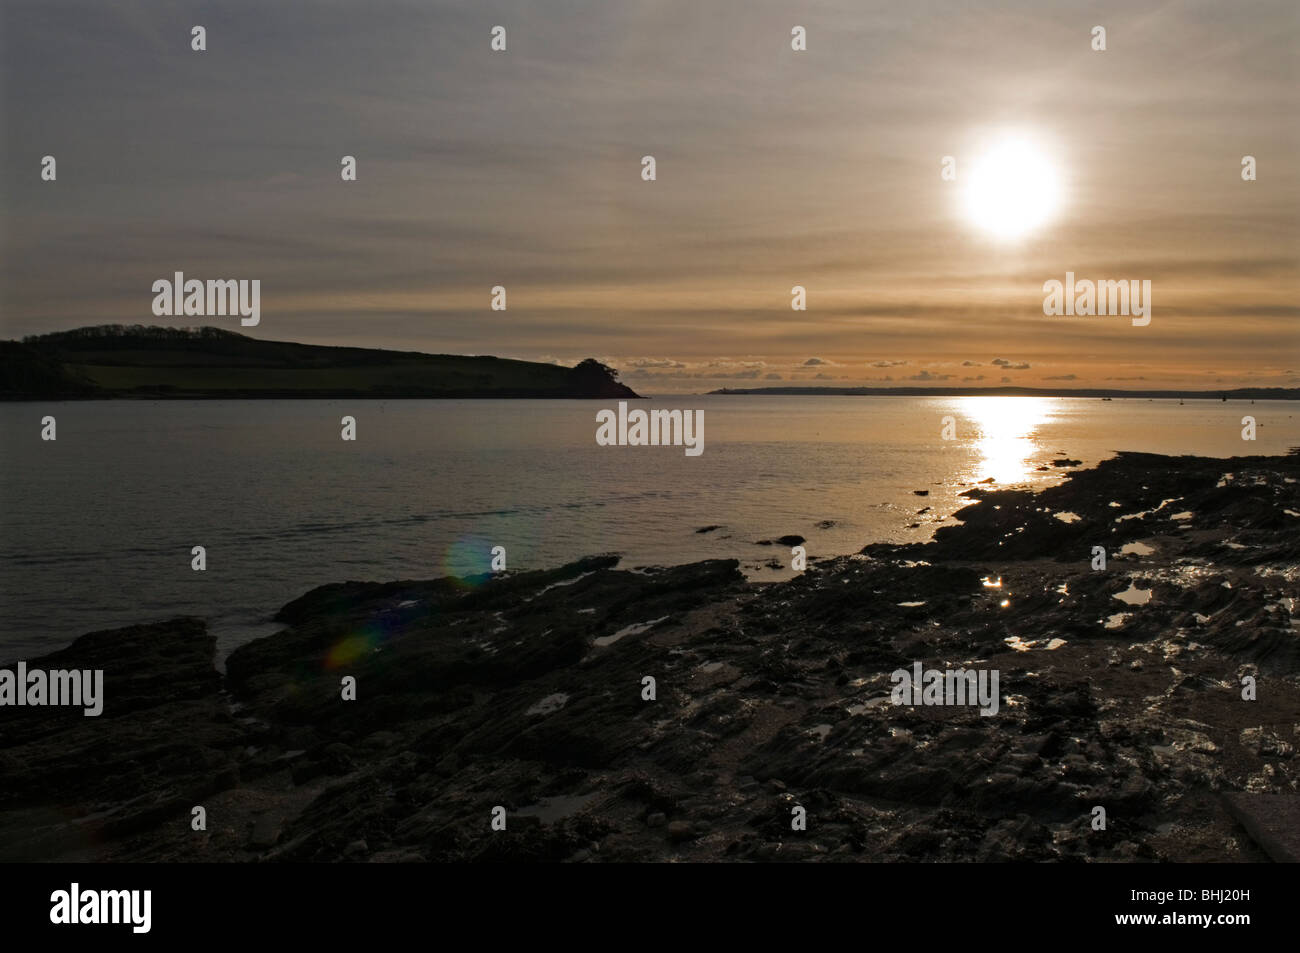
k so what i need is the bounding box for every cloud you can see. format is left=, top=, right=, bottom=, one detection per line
left=626, top=358, right=686, bottom=368
left=764, top=372, right=783, bottom=380
left=1008, top=362, right=1031, bottom=370
left=1044, top=374, right=1077, bottom=380
left=1001, top=376, right=1011, bottom=383
left=0, top=1, right=1289, bottom=391
left=803, top=357, right=827, bottom=366
left=908, top=370, right=953, bottom=381
left=991, top=358, right=1011, bottom=366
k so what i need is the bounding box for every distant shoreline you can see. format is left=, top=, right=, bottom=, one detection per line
left=710, top=386, right=1300, bottom=400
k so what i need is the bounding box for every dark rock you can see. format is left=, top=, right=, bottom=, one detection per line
left=1222, top=793, right=1300, bottom=863
left=0, top=619, right=241, bottom=862
left=666, top=821, right=696, bottom=842
left=10, top=452, right=1298, bottom=863
left=249, top=814, right=282, bottom=848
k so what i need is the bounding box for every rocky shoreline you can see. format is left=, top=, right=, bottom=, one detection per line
left=2, top=451, right=1297, bottom=862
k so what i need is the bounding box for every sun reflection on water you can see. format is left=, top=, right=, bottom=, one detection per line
left=953, top=397, right=1052, bottom=484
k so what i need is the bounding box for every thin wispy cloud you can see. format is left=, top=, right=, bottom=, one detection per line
left=1, top=0, right=1296, bottom=391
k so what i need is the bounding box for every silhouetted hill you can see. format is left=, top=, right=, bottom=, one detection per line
left=0, top=341, right=99, bottom=399
left=2, top=326, right=641, bottom=400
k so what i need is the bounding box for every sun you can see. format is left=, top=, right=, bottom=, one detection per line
left=962, top=137, right=1061, bottom=240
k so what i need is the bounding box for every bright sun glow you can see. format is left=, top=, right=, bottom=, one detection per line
left=962, top=138, right=1061, bottom=240
left=954, top=396, right=1051, bottom=484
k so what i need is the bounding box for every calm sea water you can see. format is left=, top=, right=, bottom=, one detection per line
left=1, top=396, right=1294, bottom=660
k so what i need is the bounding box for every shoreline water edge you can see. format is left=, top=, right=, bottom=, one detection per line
left=1, top=450, right=1297, bottom=862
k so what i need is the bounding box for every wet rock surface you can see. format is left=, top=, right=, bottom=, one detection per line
left=3, top=452, right=1297, bottom=862
left=0, top=619, right=242, bottom=861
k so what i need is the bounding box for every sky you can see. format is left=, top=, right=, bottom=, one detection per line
left=2, top=0, right=1297, bottom=393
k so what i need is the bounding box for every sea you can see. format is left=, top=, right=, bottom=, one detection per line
left=1, top=395, right=1294, bottom=660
